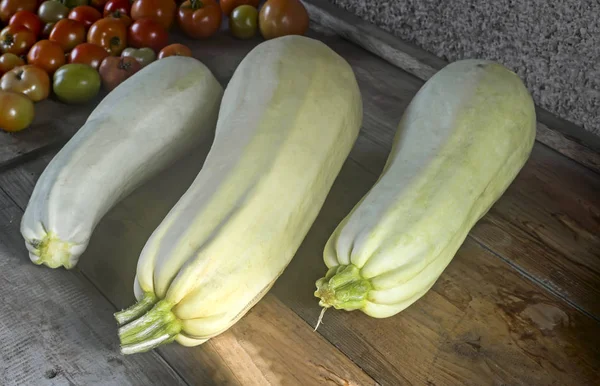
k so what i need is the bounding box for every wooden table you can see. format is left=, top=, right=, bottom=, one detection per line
left=1, top=6, right=599, bottom=386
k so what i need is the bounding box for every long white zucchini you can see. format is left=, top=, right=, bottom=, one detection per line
left=114, top=35, right=363, bottom=354
left=314, top=59, right=536, bottom=320
left=20, top=56, right=223, bottom=269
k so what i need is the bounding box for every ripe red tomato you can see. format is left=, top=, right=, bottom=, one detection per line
left=0, top=25, right=36, bottom=56
left=103, top=0, right=131, bottom=17
left=177, top=0, right=222, bottom=39
left=9, top=10, right=43, bottom=37
left=69, top=42, right=109, bottom=70
left=87, top=17, right=128, bottom=55
left=130, top=0, right=176, bottom=29
left=219, top=0, right=259, bottom=17
left=158, top=43, right=192, bottom=59
left=104, top=10, right=132, bottom=28
left=0, top=0, right=37, bottom=24
left=0, top=52, right=24, bottom=76
left=0, top=90, right=35, bottom=133
left=26, top=40, right=66, bottom=75
left=0, top=64, right=51, bottom=102
left=68, top=6, right=102, bottom=29
left=258, top=0, right=309, bottom=40
left=128, top=18, right=168, bottom=53
left=49, top=19, right=87, bottom=52
left=90, top=0, right=109, bottom=10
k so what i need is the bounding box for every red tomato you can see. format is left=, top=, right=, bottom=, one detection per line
left=104, top=10, right=132, bottom=28
left=103, top=0, right=131, bottom=17
left=49, top=19, right=86, bottom=52
left=258, top=0, right=309, bottom=40
left=90, top=0, right=108, bottom=10
left=69, top=42, right=109, bottom=70
left=158, top=43, right=192, bottom=59
left=9, top=10, right=43, bottom=37
left=26, top=40, right=66, bottom=75
left=0, top=64, right=51, bottom=102
left=128, top=18, right=168, bottom=53
left=177, top=0, right=221, bottom=39
left=87, top=17, right=127, bottom=55
left=0, top=52, right=24, bottom=76
left=0, top=90, right=35, bottom=132
left=0, top=25, right=36, bottom=56
left=0, top=0, right=37, bottom=24
left=68, top=6, right=102, bottom=29
left=98, top=55, right=141, bottom=91
left=219, top=0, right=258, bottom=17
left=130, top=0, right=176, bottom=30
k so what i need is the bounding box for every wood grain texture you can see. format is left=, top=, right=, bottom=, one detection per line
left=302, top=0, right=600, bottom=174
left=0, top=145, right=376, bottom=386
left=0, top=190, right=186, bottom=386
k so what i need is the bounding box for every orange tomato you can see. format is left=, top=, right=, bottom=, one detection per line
left=87, top=17, right=128, bottom=55
left=130, top=0, right=177, bottom=30
left=0, top=0, right=37, bottom=24
left=0, top=90, right=35, bottom=132
left=258, top=0, right=309, bottom=40
left=177, top=0, right=222, bottom=39
left=26, top=40, right=66, bottom=75
left=68, top=6, right=102, bottom=29
left=69, top=42, right=109, bottom=70
left=104, top=10, right=132, bottom=28
left=0, top=25, right=36, bottom=56
left=0, top=52, right=24, bottom=76
left=0, top=64, right=50, bottom=102
left=9, top=10, right=43, bottom=37
left=49, top=19, right=87, bottom=52
left=219, top=0, right=259, bottom=17
left=158, top=43, right=192, bottom=59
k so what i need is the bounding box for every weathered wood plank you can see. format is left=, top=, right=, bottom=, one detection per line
left=271, top=159, right=600, bottom=386
left=0, top=144, right=377, bottom=385
left=0, top=190, right=187, bottom=386
left=302, top=0, right=600, bottom=174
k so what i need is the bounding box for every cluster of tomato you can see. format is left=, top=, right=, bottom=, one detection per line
left=0, top=0, right=310, bottom=133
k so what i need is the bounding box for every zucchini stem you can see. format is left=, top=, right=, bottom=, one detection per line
left=114, top=292, right=159, bottom=326
left=314, top=264, right=372, bottom=311
left=29, top=232, right=75, bottom=269
left=116, top=299, right=182, bottom=355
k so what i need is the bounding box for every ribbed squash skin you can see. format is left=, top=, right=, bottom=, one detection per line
left=20, top=57, right=223, bottom=270
left=115, top=35, right=363, bottom=353
left=314, top=59, right=536, bottom=318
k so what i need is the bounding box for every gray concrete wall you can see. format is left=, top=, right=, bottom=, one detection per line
left=328, top=0, right=599, bottom=136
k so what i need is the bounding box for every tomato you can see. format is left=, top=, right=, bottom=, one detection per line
left=0, top=64, right=51, bottom=102
left=53, top=63, right=101, bottom=103
left=0, top=53, right=24, bottom=75
left=61, top=0, right=90, bottom=8
left=121, top=47, right=155, bottom=67
left=41, top=22, right=56, bottom=38
left=68, top=5, right=101, bottom=29
left=90, top=0, right=108, bottom=10
left=130, top=0, right=176, bottom=29
left=87, top=17, right=127, bottom=55
left=68, top=42, right=108, bottom=69
left=104, top=10, right=131, bottom=27
left=9, top=10, right=43, bottom=37
left=220, top=0, right=258, bottom=17
left=0, top=25, right=36, bottom=56
left=0, top=0, right=37, bottom=23
left=158, top=43, right=191, bottom=59
left=0, top=90, right=35, bottom=132
left=258, top=0, right=308, bottom=40
left=177, top=0, right=221, bottom=39
left=26, top=40, right=66, bottom=74
left=38, top=1, right=70, bottom=24
left=103, top=0, right=130, bottom=16
left=98, top=55, right=141, bottom=91
left=128, top=18, right=168, bottom=53
left=49, top=18, right=86, bottom=52
left=229, top=5, right=257, bottom=39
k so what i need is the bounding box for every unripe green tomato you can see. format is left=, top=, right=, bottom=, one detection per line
left=52, top=63, right=101, bottom=104
left=229, top=5, right=258, bottom=40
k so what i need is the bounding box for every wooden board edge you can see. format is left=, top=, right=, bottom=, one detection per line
left=302, top=0, right=600, bottom=174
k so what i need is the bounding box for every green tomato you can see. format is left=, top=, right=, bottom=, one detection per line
left=38, top=1, right=70, bottom=24
left=53, top=64, right=101, bottom=104
left=230, top=5, right=258, bottom=40
left=51, top=0, right=89, bottom=8
left=122, top=47, right=156, bottom=68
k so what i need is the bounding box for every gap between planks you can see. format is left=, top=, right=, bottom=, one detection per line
left=302, top=0, right=600, bottom=175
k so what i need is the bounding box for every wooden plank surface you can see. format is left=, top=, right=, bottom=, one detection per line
left=302, top=0, right=600, bottom=174
left=1, top=23, right=599, bottom=386
left=0, top=190, right=186, bottom=386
